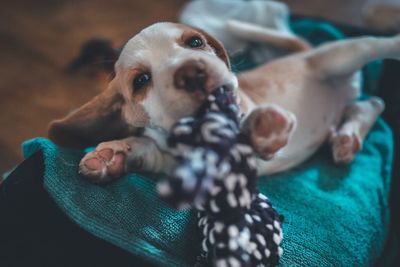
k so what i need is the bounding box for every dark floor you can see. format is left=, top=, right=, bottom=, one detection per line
left=0, top=0, right=397, bottom=173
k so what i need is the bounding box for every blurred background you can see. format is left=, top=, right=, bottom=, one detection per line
left=0, top=0, right=399, bottom=173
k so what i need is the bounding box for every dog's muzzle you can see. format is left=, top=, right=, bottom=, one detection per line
left=174, top=59, right=209, bottom=92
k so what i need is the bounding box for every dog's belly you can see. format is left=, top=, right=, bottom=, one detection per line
left=242, top=67, right=361, bottom=175
left=259, top=89, right=341, bottom=173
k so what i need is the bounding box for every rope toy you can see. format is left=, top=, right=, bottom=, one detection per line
left=158, top=87, right=284, bottom=267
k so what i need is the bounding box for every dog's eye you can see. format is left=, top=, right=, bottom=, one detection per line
left=133, top=73, right=151, bottom=90
left=186, top=36, right=204, bottom=48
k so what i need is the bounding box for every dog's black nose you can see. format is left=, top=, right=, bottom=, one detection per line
left=174, top=60, right=208, bottom=92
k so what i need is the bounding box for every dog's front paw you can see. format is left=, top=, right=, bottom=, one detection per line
left=79, top=141, right=130, bottom=183
left=331, top=131, right=361, bottom=164
left=245, top=105, right=296, bottom=160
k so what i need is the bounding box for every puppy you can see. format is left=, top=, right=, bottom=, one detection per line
left=48, top=22, right=399, bottom=183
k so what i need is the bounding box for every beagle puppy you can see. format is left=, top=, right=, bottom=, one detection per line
left=49, top=22, right=399, bottom=183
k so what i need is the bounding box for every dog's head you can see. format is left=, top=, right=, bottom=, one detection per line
left=49, top=22, right=237, bottom=147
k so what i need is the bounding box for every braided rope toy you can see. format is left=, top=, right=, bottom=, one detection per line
left=158, top=87, right=283, bottom=267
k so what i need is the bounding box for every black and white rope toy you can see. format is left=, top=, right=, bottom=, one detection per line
left=158, top=87, right=284, bottom=267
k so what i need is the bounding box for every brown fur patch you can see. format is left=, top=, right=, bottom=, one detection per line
left=196, top=27, right=231, bottom=69
left=123, top=65, right=153, bottom=102
left=175, top=23, right=231, bottom=69
left=117, top=68, right=151, bottom=127
left=48, top=77, right=147, bottom=148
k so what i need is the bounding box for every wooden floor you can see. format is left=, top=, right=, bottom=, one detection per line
left=0, top=0, right=186, bottom=173
left=0, top=0, right=395, bottom=173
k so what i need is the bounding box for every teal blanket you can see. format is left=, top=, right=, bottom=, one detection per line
left=22, top=119, right=393, bottom=266
left=22, top=20, right=393, bottom=266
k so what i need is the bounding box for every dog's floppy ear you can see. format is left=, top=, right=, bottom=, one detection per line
left=48, top=80, right=134, bottom=148
left=197, top=28, right=231, bottom=69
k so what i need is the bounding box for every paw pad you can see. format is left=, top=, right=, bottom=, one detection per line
left=332, top=132, right=361, bottom=164
left=79, top=147, right=126, bottom=183
left=248, top=106, right=296, bottom=160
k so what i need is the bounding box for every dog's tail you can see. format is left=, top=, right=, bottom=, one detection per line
left=225, top=19, right=311, bottom=53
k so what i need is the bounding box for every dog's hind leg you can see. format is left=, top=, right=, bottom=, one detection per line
left=225, top=20, right=311, bottom=52
left=330, top=97, right=385, bottom=164
left=306, top=35, right=400, bottom=79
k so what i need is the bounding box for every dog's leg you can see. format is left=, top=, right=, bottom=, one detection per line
left=307, top=35, right=400, bottom=78
left=330, top=97, right=385, bottom=164
left=79, top=136, right=174, bottom=183
left=242, top=104, right=296, bottom=160
left=225, top=20, right=311, bottom=52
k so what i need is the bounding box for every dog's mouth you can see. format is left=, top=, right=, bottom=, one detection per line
left=173, top=59, right=236, bottom=95
left=221, top=83, right=235, bottom=92
left=142, top=82, right=237, bottom=149
left=141, top=71, right=238, bottom=145
left=204, top=74, right=237, bottom=97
